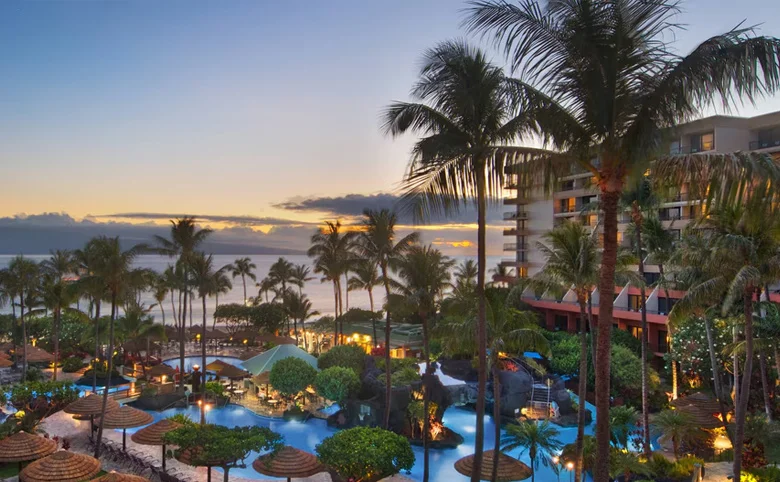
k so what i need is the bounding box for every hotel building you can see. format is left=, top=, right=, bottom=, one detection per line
left=501, top=110, right=780, bottom=357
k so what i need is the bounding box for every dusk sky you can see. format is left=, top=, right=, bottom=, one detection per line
left=2, top=0, right=780, bottom=255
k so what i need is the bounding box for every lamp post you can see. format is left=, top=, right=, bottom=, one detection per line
left=566, top=462, right=574, bottom=482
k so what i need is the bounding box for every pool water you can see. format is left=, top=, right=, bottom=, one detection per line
left=162, top=356, right=245, bottom=373
left=132, top=402, right=596, bottom=482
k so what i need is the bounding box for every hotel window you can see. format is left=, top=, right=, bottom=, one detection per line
left=630, top=326, right=643, bottom=340
left=560, top=180, right=574, bottom=191
left=691, top=132, right=714, bottom=152
left=644, top=272, right=660, bottom=285
left=555, top=315, right=568, bottom=331
left=658, top=330, right=669, bottom=352
left=628, top=294, right=642, bottom=311
left=658, top=297, right=679, bottom=314
left=757, top=127, right=780, bottom=149
left=559, top=198, right=575, bottom=213
left=670, top=140, right=681, bottom=155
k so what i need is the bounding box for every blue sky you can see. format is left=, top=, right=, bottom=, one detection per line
left=1, top=0, right=779, bottom=254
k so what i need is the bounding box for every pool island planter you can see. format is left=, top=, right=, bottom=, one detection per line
left=406, top=426, right=465, bottom=449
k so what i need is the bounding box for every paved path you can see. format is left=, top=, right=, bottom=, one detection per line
left=704, top=462, right=733, bottom=481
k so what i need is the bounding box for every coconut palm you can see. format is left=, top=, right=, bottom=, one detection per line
left=189, top=252, right=217, bottom=425
left=42, top=249, right=74, bottom=281
left=652, top=409, right=704, bottom=460
left=35, top=271, right=83, bottom=381
left=465, top=4, right=780, bottom=478
left=392, top=244, right=454, bottom=482
left=309, top=222, right=356, bottom=341
left=282, top=290, right=320, bottom=348
left=501, top=420, right=562, bottom=482
left=383, top=42, right=540, bottom=473
left=154, top=217, right=212, bottom=389
left=454, top=260, right=478, bottom=290
left=74, top=240, right=110, bottom=392
left=348, top=260, right=383, bottom=344
left=268, top=257, right=298, bottom=332
left=116, top=302, right=165, bottom=370
left=489, top=263, right=511, bottom=287
left=7, top=256, right=40, bottom=381
left=87, top=236, right=147, bottom=457
left=211, top=266, right=233, bottom=330
left=230, top=257, right=256, bottom=304
left=608, top=405, right=639, bottom=449
left=609, top=449, right=651, bottom=482
left=357, top=209, right=418, bottom=429
left=257, top=277, right=275, bottom=303
left=292, top=264, right=314, bottom=295
left=535, top=221, right=598, bottom=482
left=152, top=275, right=169, bottom=326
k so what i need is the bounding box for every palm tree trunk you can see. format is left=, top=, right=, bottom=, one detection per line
left=344, top=272, right=350, bottom=312
left=212, top=294, right=219, bottom=331
left=659, top=265, right=678, bottom=400
left=53, top=307, right=60, bottom=382
left=588, top=292, right=596, bottom=371
left=575, top=297, right=588, bottom=482
left=594, top=188, right=620, bottom=482
left=95, top=292, right=117, bottom=458
left=369, top=287, right=377, bottom=346
left=421, top=313, right=431, bottom=482
left=774, top=344, right=780, bottom=397
left=337, top=279, right=344, bottom=337
left=491, top=359, right=502, bottom=482
left=733, top=323, right=740, bottom=408
left=759, top=347, right=772, bottom=421
left=160, top=301, right=166, bottom=326
left=472, top=167, right=488, bottom=482
left=242, top=274, right=247, bottom=304
left=189, top=295, right=193, bottom=329
left=632, top=214, right=651, bottom=458
left=293, top=317, right=299, bottom=346
left=382, top=261, right=393, bottom=430
left=180, top=287, right=188, bottom=390
left=733, top=289, right=756, bottom=482
left=201, top=295, right=207, bottom=425
left=21, top=292, right=27, bottom=382
left=704, top=315, right=731, bottom=440
left=93, top=300, right=101, bottom=393
left=332, top=281, right=339, bottom=345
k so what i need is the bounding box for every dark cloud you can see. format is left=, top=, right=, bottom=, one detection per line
left=274, top=192, right=505, bottom=224
left=97, top=212, right=317, bottom=227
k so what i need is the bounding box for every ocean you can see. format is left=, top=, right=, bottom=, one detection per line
left=0, top=254, right=504, bottom=324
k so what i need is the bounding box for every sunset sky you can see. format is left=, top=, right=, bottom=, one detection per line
left=2, top=0, right=780, bottom=255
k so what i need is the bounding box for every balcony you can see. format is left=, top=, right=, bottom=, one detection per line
left=503, top=228, right=531, bottom=236
left=503, top=211, right=529, bottom=221
left=669, top=144, right=714, bottom=155
left=503, top=243, right=529, bottom=251
left=749, top=138, right=780, bottom=150
left=658, top=212, right=691, bottom=221
left=663, top=192, right=692, bottom=203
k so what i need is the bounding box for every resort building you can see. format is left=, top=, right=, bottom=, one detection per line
left=502, top=110, right=780, bottom=357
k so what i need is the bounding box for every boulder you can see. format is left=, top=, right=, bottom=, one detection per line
left=497, top=369, right=533, bottom=417
left=438, top=358, right=477, bottom=382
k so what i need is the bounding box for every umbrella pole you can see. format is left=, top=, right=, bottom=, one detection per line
left=123, top=429, right=127, bottom=450
left=162, top=444, right=166, bottom=471
left=207, top=466, right=211, bottom=482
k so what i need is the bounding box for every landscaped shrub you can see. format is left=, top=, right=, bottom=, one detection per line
left=166, top=413, right=196, bottom=426
left=317, top=345, right=366, bottom=374
left=391, top=366, right=421, bottom=387
left=269, top=357, right=317, bottom=398
left=747, top=466, right=780, bottom=482
left=25, top=367, right=45, bottom=382
left=316, top=426, right=415, bottom=481
left=10, top=381, right=79, bottom=411
left=668, top=456, right=705, bottom=479
left=314, top=367, right=360, bottom=403
left=204, top=381, right=224, bottom=397
left=61, top=356, right=86, bottom=373
left=374, top=357, right=419, bottom=374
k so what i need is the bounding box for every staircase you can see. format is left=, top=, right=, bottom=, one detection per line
left=526, top=382, right=554, bottom=419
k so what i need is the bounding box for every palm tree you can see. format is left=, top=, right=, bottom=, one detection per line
left=357, top=209, right=418, bottom=429
left=465, top=4, right=780, bottom=478
left=212, top=266, right=232, bottom=330
left=35, top=271, right=82, bottom=381
left=609, top=449, right=651, bottom=482
left=292, top=264, right=314, bottom=295
left=489, top=263, right=511, bottom=287
left=189, top=252, right=217, bottom=425
left=88, top=236, right=147, bottom=458
left=535, top=221, right=598, bottom=482
left=152, top=276, right=169, bottom=326
left=7, top=256, right=39, bottom=381
left=309, top=222, right=356, bottom=341
left=154, top=217, right=212, bottom=389
left=608, top=405, right=639, bottom=449
left=672, top=204, right=780, bottom=475
left=74, top=240, right=109, bottom=393
left=282, top=290, right=320, bottom=348
left=392, top=244, right=454, bottom=482
left=454, top=260, right=478, bottom=289
left=652, top=409, right=704, bottom=460
left=257, top=277, right=275, bottom=303
left=42, top=249, right=74, bottom=281
left=440, top=288, right=550, bottom=481
left=383, top=42, right=537, bottom=474
left=501, top=420, right=562, bottom=482
left=229, top=257, right=256, bottom=304
left=268, top=257, right=297, bottom=333
left=348, top=260, right=382, bottom=344
left=116, top=303, right=165, bottom=371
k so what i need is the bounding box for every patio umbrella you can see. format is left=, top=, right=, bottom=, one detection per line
left=130, top=419, right=182, bottom=471
left=252, top=445, right=325, bottom=482
left=255, top=334, right=296, bottom=345
left=0, top=357, right=13, bottom=368
left=205, top=359, right=231, bottom=372
left=454, top=450, right=532, bottom=481
left=64, top=394, right=119, bottom=437
left=0, top=432, right=57, bottom=471
left=93, top=472, right=150, bottom=482
left=19, top=450, right=101, bottom=482
left=677, top=404, right=723, bottom=429
left=670, top=392, right=723, bottom=414
left=214, top=363, right=248, bottom=389
left=19, top=345, right=54, bottom=364
left=97, top=406, right=154, bottom=450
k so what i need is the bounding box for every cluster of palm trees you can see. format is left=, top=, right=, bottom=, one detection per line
left=384, top=1, right=780, bottom=480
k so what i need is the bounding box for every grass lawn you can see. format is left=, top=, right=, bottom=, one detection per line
left=0, top=464, right=19, bottom=478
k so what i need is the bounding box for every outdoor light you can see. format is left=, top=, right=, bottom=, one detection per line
left=243, top=339, right=248, bottom=345
left=193, top=364, right=200, bottom=371
left=198, top=400, right=202, bottom=406
left=161, top=375, right=167, bottom=383
left=552, top=456, right=559, bottom=464
left=566, top=462, right=574, bottom=470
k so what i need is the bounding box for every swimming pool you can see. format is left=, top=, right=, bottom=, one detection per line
left=162, top=356, right=245, bottom=373
left=131, top=402, right=596, bottom=482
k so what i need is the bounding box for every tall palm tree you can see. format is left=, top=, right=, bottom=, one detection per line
left=348, top=260, right=383, bottom=344
left=465, top=4, right=780, bottom=478
left=42, top=249, right=74, bottom=281
left=282, top=290, right=320, bottom=348
left=383, top=42, right=536, bottom=474
left=454, top=260, right=478, bottom=289
left=292, top=264, right=314, bottom=295
left=392, top=244, right=454, bottom=482
left=257, top=277, right=275, bottom=303
left=501, top=420, right=562, bottom=482
left=154, top=217, right=212, bottom=389
left=116, top=302, right=165, bottom=371
left=88, top=236, right=147, bottom=458
left=357, top=209, right=418, bottom=429
left=7, top=256, right=39, bottom=381
left=152, top=275, right=169, bottom=326
left=268, top=257, right=297, bottom=332
left=535, top=221, right=598, bottom=482
left=212, top=266, right=233, bottom=330
left=35, top=271, right=82, bottom=381
left=74, top=240, right=109, bottom=392
left=309, top=222, right=355, bottom=341
left=229, top=257, right=256, bottom=304
left=672, top=204, right=780, bottom=477
left=189, top=252, right=217, bottom=425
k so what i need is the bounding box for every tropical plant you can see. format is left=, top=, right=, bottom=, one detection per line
left=609, top=448, right=651, bottom=482
left=501, top=419, right=562, bottom=482
left=190, top=251, right=217, bottom=425
left=314, top=366, right=360, bottom=403
left=34, top=269, right=83, bottom=381
left=281, top=290, right=319, bottom=347
left=608, top=405, right=639, bottom=449
left=7, top=256, right=40, bottom=381
left=269, top=356, right=317, bottom=398
left=465, top=3, right=780, bottom=479
left=317, top=344, right=366, bottom=374
left=652, top=409, right=704, bottom=460
left=291, top=263, right=314, bottom=295
left=308, top=224, right=355, bottom=340
left=257, top=277, right=275, bottom=304
left=454, top=260, right=478, bottom=289
left=315, top=426, right=415, bottom=482
left=348, top=260, right=383, bottom=344
left=228, top=257, right=256, bottom=304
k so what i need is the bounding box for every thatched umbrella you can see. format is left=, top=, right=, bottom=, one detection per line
left=64, top=394, right=119, bottom=437
left=97, top=406, right=154, bottom=450
left=255, top=334, right=296, bottom=345
left=677, top=404, right=723, bottom=429
left=214, top=363, right=248, bottom=389
left=252, top=446, right=325, bottom=482
left=0, top=357, right=13, bottom=368
left=93, top=472, right=150, bottom=482
left=205, top=329, right=229, bottom=340
left=147, top=363, right=176, bottom=382
left=20, top=345, right=54, bottom=364
left=670, top=392, right=723, bottom=414
left=19, top=450, right=101, bottom=482
left=205, top=359, right=231, bottom=372
left=0, top=432, right=57, bottom=471
left=454, top=450, right=532, bottom=481
left=130, top=419, right=181, bottom=471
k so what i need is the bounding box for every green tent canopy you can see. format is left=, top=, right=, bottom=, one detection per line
left=240, top=345, right=318, bottom=376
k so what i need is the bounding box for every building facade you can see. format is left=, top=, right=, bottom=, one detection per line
left=501, top=110, right=780, bottom=356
